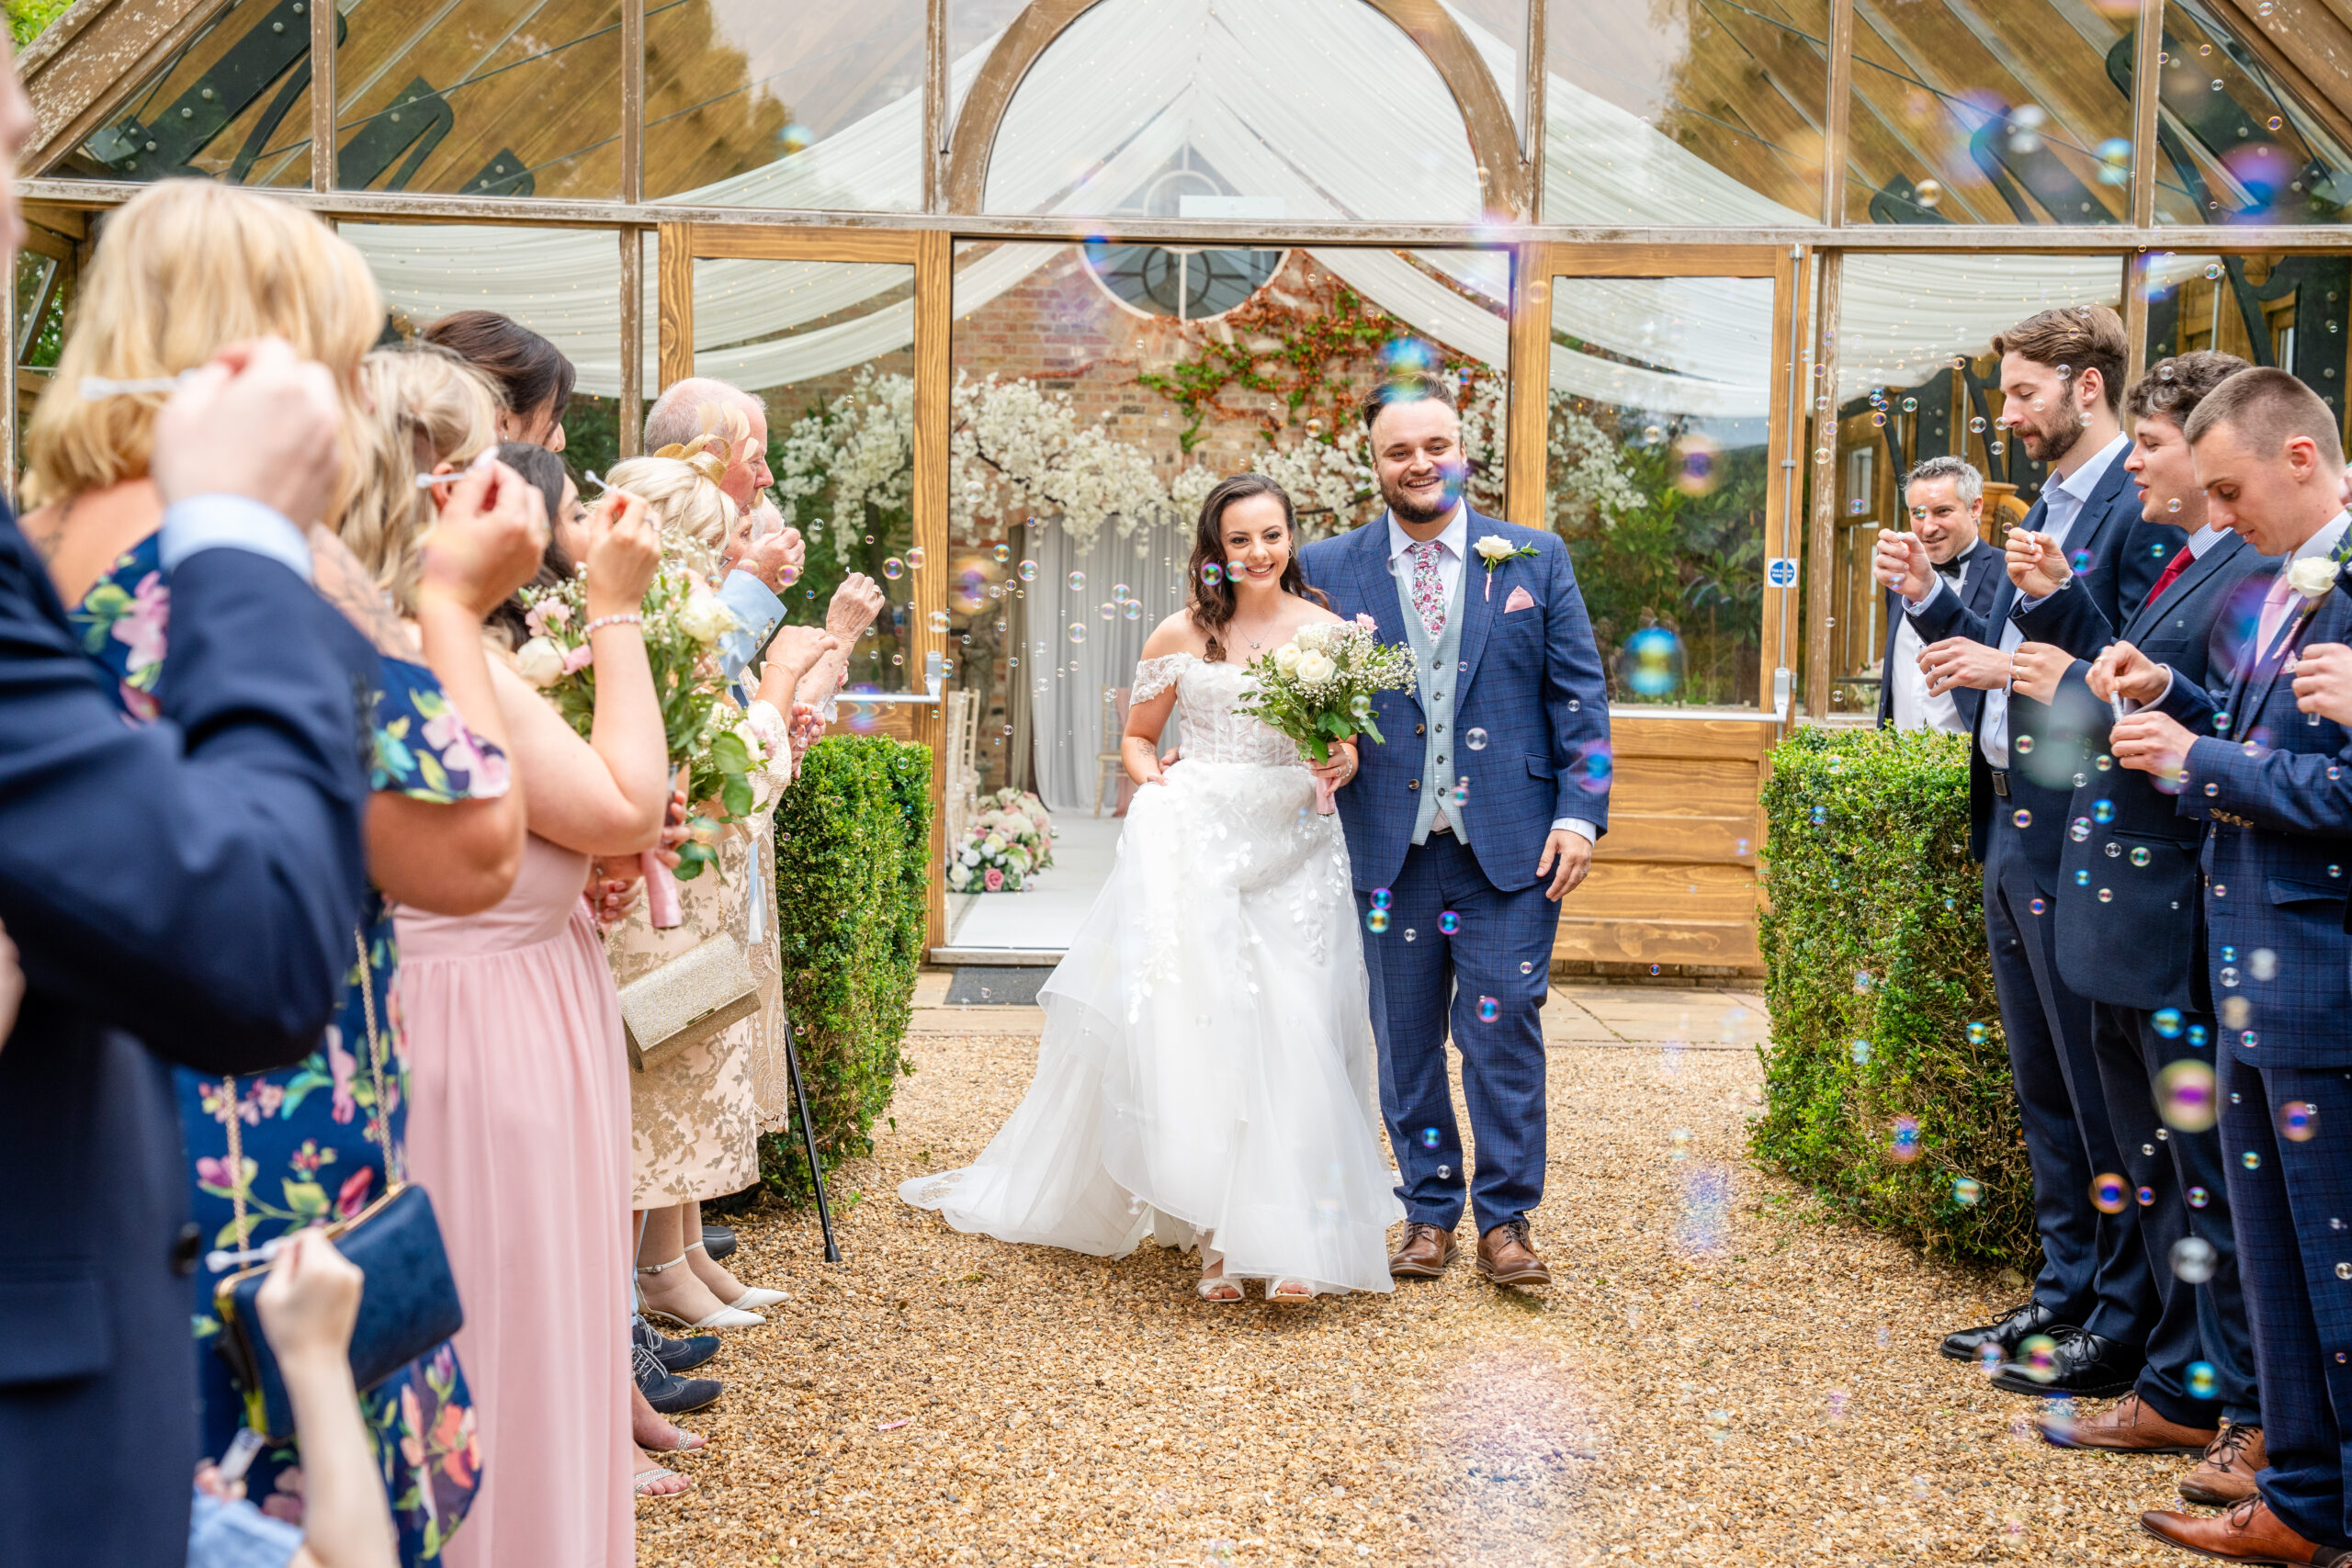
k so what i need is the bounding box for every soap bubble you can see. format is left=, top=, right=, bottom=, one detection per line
left=928, top=610, right=950, bottom=634
left=2206, top=262, right=2227, bottom=280
left=1365, top=909, right=1389, bottom=933
left=2132, top=846, right=2152, bottom=866
left=2091, top=1173, right=2130, bottom=1213
left=2015, top=1334, right=2060, bottom=1382
left=2187, top=1361, right=2219, bottom=1400
left=2188, top=1024, right=2210, bottom=1047
left=2154, top=1008, right=2183, bottom=1038
left=1371, top=887, right=1391, bottom=909
left=2093, top=799, right=2115, bottom=822
left=1622, top=626, right=1685, bottom=698
left=1967, top=1021, right=1990, bottom=1044
left=2243, top=1151, right=2262, bottom=1170
left=1018, top=559, right=1038, bottom=582
left=1915, top=178, right=1943, bottom=209
left=1100, top=601, right=1115, bottom=621
left=1438, top=910, right=1461, bottom=935
left=2013, top=808, right=2033, bottom=829
left=1420, top=1126, right=1442, bottom=1148
left=1466, top=728, right=1488, bottom=750
left=1068, top=623, right=1086, bottom=645
left=1953, top=1176, right=1984, bottom=1206
left=1125, top=601, right=1141, bottom=621
left=1200, top=563, right=1223, bottom=588
left=992, top=543, right=1012, bottom=563
left=1520, top=961, right=1534, bottom=975
left=905, top=547, right=925, bottom=570
left=1889, top=1115, right=1920, bottom=1161
left=2279, top=1100, right=2319, bottom=1142
left=2030, top=897, right=2047, bottom=915
left=1113, top=582, right=1130, bottom=600
left=1477, top=996, right=1499, bottom=1023
left=2252, top=948, right=2278, bottom=981
left=882, top=557, right=904, bottom=580
left=2173, top=1237, right=2219, bottom=1285
left=1851, top=1039, right=1872, bottom=1066
left=2189, top=1185, right=2210, bottom=1207
left=2158, top=1060, right=2219, bottom=1132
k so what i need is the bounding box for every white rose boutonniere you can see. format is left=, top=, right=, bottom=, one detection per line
left=1472, top=533, right=1539, bottom=600
left=2287, top=556, right=2339, bottom=601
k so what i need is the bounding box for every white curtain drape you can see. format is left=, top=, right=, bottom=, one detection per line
left=1023, top=516, right=1191, bottom=816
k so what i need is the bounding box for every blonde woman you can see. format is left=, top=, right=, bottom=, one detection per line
left=596, top=451, right=836, bottom=1329
left=342, top=341, right=503, bottom=610
left=23, top=179, right=543, bottom=1564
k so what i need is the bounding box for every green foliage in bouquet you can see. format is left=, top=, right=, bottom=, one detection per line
left=1751, top=726, right=2036, bottom=1271
left=757, top=736, right=932, bottom=1204
left=515, top=565, right=763, bottom=878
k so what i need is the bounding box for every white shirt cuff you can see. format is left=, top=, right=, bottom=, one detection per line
left=1550, top=818, right=1598, bottom=842
left=2119, top=665, right=2177, bottom=716
left=158, top=496, right=311, bottom=582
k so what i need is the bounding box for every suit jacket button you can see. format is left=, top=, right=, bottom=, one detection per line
left=1415, top=724, right=1425, bottom=736
left=1408, top=779, right=1420, bottom=792
left=173, top=1221, right=201, bottom=1277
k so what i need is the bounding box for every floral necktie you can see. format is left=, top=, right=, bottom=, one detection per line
left=1410, top=541, right=1447, bottom=640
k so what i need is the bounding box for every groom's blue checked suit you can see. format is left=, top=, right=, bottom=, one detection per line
left=0, top=496, right=378, bottom=1568
left=1301, top=505, right=1611, bottom=1236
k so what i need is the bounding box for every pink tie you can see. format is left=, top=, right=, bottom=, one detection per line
left=2256, top=571, right=2298, bottom=662
left=1411, top=542, right=1447, bottom=639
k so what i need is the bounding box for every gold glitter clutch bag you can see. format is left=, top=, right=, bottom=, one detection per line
left=616, top=932, right=760, bottom=1072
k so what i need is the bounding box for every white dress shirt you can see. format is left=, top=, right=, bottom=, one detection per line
left=1383, top=503, right=1597, bottom=845
left=1888, top=541, right=1983, bottom=735
left=1908, top=432, right=2129, bottom=769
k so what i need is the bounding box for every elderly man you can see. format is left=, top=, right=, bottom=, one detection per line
left=1877, top=455, right=2001, bottom=733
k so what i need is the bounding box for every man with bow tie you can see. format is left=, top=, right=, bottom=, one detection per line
left=2096, top=367, right=2352, bottom=1566
left=1876, top=456, right=2003, bottom=734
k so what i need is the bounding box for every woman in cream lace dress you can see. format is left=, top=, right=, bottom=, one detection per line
left=596, top=449, right=835, bottom=1329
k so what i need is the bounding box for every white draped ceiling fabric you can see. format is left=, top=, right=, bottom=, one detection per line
left=347, top=0, right=2138, bottom=417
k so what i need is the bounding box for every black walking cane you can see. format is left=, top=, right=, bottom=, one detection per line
left=780, top=1019, right=841, bottom=1263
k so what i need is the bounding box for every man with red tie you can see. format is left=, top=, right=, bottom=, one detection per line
left=2004, top=352, right=2272, bottom=1501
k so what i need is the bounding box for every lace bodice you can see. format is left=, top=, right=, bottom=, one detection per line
left=1132, top=652, right=1302, bottom=769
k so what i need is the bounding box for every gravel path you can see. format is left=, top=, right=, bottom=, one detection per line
left=636, top=1013, right=2205, bottom=1566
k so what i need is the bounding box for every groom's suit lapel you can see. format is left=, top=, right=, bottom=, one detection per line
left=1454, top=510, right=1501, bottom=697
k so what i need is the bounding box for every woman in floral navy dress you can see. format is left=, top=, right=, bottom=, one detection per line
left=19, top=181, right=545, bottom=1564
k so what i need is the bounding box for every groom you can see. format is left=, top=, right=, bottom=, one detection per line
left=1304, top=370, right=1612, bottom=1287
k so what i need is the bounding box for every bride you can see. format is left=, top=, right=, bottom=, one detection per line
left=901, top=474, right=1404, bottom=1301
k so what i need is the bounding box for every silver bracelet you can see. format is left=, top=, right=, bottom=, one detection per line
left=583, top=612, right=643, bottom=635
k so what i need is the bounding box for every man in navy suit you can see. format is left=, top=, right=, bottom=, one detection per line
left=2100, top=368, right=2352, bottom=1566
left=1302, top=371, right=1611, bottom=1289
left=0, top=291, right=380, bottom=1568
left=1876, top=456, right=2003, bottom=734
left=2004, top=353, right=2271, bottom=1496
left=1873, top=304, right=2167, bottom=1397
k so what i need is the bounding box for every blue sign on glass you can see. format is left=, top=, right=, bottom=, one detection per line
left=1766, top=557, right=1799, bottom=588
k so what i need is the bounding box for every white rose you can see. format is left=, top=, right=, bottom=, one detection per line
left=960, top=847, right=981, bottom=868
left=1272, top=642, right=1303, bottom=675
left=1294, top=649, right=1337, bottom=684
left=515, top=636, right=567, bottom=688
left=1294, top=623, right=1334, bottom=651
left=1474, top=534, right=1517, bottom=563
left=677, top=592, right=741, bottom=645
left=983, top=834, right=1006, bottom=854
left=2288, top=556, right=2339, bottom=600
left=1001, top=813, right=1034, bottom=838
left=948, top=864, right=972, bottom=890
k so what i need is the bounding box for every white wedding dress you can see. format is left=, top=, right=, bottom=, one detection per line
left=900, top=651, right=1404, bottom=1294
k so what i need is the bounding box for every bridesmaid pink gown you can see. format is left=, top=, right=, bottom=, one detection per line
left=395, top=836, right=634, bottom=1568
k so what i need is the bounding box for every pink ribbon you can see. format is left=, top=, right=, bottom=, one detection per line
left=641, top=849, right=683, bottom=929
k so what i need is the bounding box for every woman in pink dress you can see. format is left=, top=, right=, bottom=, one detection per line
left=395, top=475, right=674, bottom=1563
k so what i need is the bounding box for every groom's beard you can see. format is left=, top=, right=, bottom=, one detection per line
left=1381, top=465, right=1466, bottom=528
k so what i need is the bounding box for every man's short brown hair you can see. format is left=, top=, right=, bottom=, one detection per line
left=1356, top=369, right=1459, bottom=431
left=1993, top=303, right=2130, bottom=414
left=2182, top=365, right=2346, bottom=468
left=2125, top=350, right=2249, bottom=427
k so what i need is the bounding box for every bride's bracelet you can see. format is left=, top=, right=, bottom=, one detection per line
left=583, top=612, right=644, bottom=635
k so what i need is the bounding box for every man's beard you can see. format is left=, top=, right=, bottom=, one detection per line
left=2025, top=410, right=2083, bottom=468
left=1381, top=469, right=1462, bottom=527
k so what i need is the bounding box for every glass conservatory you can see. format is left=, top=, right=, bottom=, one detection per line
left=15, top=0, right=2349, bottom=968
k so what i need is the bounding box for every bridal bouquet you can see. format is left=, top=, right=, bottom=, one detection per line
left=1240, top=616, right=1419, bottom=813
left=950, top=787, right=1056, bottom=893
left=514, top=565, right=770, bottom=884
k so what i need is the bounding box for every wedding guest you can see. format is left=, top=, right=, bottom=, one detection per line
left=2097, top=368, right=2352, bottom=1566
left=2004, top=352, right=2268, bottom=1493
left=421, top=310, right=573, bottom=452
left=21, top=179, right=544, bottom=1563
left=341, top=342, right=501, bottom=608
left=1874, top=304, right=2165, bottom=1395
left=188, top=1235, right=395, bottom=1568
left=642, top=378, right=801, bottom=692
left=0, top=327, right=378, bottom=1568
left=1875, top=457, right=1999, bottom=734
left=595, top=453, right=834, bottom=1333
left=396, top=477, right=677, bottom=1551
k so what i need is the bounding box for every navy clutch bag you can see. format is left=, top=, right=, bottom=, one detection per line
left=211, top=1184, right=465, bottom=1439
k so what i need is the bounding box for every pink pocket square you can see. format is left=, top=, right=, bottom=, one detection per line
left=1503, top=586, right=1537, bottom=614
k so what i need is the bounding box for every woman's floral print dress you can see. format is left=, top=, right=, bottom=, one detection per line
left=73, top=533, right=503, bottom=1564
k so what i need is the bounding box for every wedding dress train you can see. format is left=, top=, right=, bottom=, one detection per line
left=901, top=651, right=1403, bottom=1294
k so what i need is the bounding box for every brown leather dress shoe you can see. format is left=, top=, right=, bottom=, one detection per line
left=2140, top=1496, right=2351, bottom=1565
left=1389, top=1223, right=1458, bottom=1279
left=2038, top=1392, right=2217, bottom=1453
left=1476, top=1218, right=1552, bottom=1286
left=2182, top=1425, right=2268, bottom=1507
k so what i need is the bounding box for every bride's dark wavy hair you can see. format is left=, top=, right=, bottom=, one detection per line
left=1187, top=472, right=1329, bottom=663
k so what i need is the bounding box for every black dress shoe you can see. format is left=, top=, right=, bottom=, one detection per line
left=633, top=1312, right=720, bottom=1374
left=1939, top=1300, right=2064, bottom=1362
left=701, top=1224, right=736, bottom=1262
left=1987, top=1329, right=2145, bottom=1399
left=632, top=1342, right=722, bottom=1416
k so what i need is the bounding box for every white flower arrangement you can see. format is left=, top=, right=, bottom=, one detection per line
left=947, top=786, right=1057, bottom=893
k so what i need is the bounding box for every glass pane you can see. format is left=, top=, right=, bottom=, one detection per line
left=1450, top=0, right=1529, bottom=142
left=2141, top=252, right=2352, bottom=433
left=949, top=0, right=1034, bottom=134
left=1845, top=0, right=2143, bottom=225
left=644, top=0, right=923, bottom=209
left=982, top=0, right=1482, bottom=220
left=1544, top=274, right=1772, bottom=709
left=704, top=258, right=921, bottom=694
left=334, top=0, right=623, bottom=197
left=1543, top=0, right=1828, bottom=224
left=1818, top=254, right=2124, bottom=713
left=342, top=221, right=629, bottom=472
left=56, top=0, right=316, bottom=187
left=2151, top=0, right=2352, bottom=226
